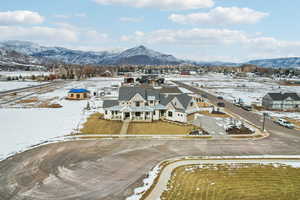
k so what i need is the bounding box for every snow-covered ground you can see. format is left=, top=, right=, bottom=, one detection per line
left=0, top=77, right=123, bottom=160
left=180, top=73, right=300, bottom=120
left=0, top=71, right=53, bottom=77
left=0, top=81, right=44, bottom=92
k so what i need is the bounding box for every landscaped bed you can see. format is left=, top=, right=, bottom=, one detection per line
left=80, top=113, right=123, bottom=134
left=161, top=163, right=300, bottom=200
left=127, top=121, right=198, bottom=135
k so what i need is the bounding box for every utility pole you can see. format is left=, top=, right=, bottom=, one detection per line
left=262, top=113, right=268, bottom=132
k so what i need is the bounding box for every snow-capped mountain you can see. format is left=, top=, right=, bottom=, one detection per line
left=108, top=45, right=182, bottom=65
left=1, top=40, right=300, bottom=68
left=247, top=57, right=300, bottom=68
left=0, top=41, right=183, bottom=66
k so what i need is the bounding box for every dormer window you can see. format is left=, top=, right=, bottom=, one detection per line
left=136, top=102, right=140, bottom=107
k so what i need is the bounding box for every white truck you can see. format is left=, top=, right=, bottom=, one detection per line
left=275, top=118, right=294, bottom=129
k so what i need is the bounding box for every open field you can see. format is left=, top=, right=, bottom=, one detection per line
left=80, top=112, right=123, bottom=134
left=181, top=73, right=300, bottom=121
left=0, top=81, right=44, bottom=92
left=127, top=121, right=198, bottom=135
left=161, top=163, right=300, bottom=200
left=0, top=78, right=123, bottom=159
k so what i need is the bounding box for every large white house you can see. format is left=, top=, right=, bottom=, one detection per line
left=102, top=86, right=198, bottom=123
left=262, top=92, right=300, bottom=111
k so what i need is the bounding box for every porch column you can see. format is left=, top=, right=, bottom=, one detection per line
left=121, top=112, right=125, bottom=120
left=130, top=112, right=133, bottom=120
left=143, top=112, right=146, bottom=120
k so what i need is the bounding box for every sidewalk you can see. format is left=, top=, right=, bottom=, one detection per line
left=120, top=120, right=130, bottom=135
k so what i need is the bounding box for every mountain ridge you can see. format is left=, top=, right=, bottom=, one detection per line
left=0, top=40, right=300, bottom=68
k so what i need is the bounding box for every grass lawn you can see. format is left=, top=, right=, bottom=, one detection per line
left=127, top=121, right=198, bottom=135
left=161, top=163, right=300, bottom=200
left=80, top=113, right=123, bottom=134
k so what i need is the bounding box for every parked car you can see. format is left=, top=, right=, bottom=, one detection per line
left=275, top=118, right=294, bottom=129
left=217, top=102, right=225, bottom=107
left=242, top=105, right=252, bottom=111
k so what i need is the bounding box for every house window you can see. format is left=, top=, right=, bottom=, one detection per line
left=145, top=102, right=149, bottom=106
left=76, top=94, right=80, bottom=99
left=84, top=93, right=87, bottom=98
left=190, top=102, right=194, bottom=106
left=150, top=100, right=154, bottom=104
left=136, top=112, right=141, bottom=117
left=70, top=94, right=74, bottom=97
left=136, top=102, right=140, bottom=107
left=105, top=110, right=108, bottom=115
left=168, top=111, right=173, bottom=117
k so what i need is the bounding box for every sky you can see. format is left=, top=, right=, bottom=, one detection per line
left=1, top=0, right=300, bottom=62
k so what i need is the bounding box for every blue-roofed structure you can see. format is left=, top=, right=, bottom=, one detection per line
left=69, top=89, right=90, bottom=93
left=67, top=88, right=90, bottom=100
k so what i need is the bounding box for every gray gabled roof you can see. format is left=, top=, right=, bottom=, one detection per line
left=119, top=87, right=146, bottom=101
left=267, top=93, right=300, bottom=101
left=160, top=93, right=193, bottom=109
left=175, top=94, right=193, bottom=109
left=118, top=86, right=160, bottom=101
left=103, top=100, right=119, bottom=108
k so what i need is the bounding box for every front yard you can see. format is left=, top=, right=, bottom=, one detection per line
left=127, top=121, right=198, bottom=135
left=80, top=113, right=123, bottom=134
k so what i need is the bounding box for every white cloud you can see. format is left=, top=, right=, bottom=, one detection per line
left=119, top=17, right=143, bottom=23
left=0, top=10, right=44, bottom=25
left=120, top=28, right=300, bottom=60
left=0, top=24, right=110, bottom=47
left=94, top=0, right=214, bottom=10
left=54, top=13, right=87, bottom=19
left=0, top=26, right=78, bottom=43
left=169, top=7, right=268, bottom=25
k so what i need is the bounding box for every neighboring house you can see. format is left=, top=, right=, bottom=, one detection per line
left=67, top=89, right=90, bottom=100
left=103, top=86, right=198, bottom=123
left=262, top=92, right=300, bottom=111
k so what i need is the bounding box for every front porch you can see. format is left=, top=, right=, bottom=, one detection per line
left=110, top=111, right=154, bottom=122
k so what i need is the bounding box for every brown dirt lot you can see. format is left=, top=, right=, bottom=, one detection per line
left=127, top=121, right=198, bottom=135
left=80, top=112, right=123, bottom=134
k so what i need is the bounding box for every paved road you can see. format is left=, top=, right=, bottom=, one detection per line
left=0, top=81, right=65, bottom=105
left=0, top=81, right=300, bottom=200
left=175, top=81, right=300, bottom=137
left=0, top=82, right=56, bottom=97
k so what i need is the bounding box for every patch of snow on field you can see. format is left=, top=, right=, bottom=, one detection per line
left=0, top=71, right=53, bottom=77
left=0, top=77, right=122, bottom=160
left=0, top=81, right=43, bottom=92
left=262, top=111, right=300, bottom=120
left=126, top=164, right=162, bottom=200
